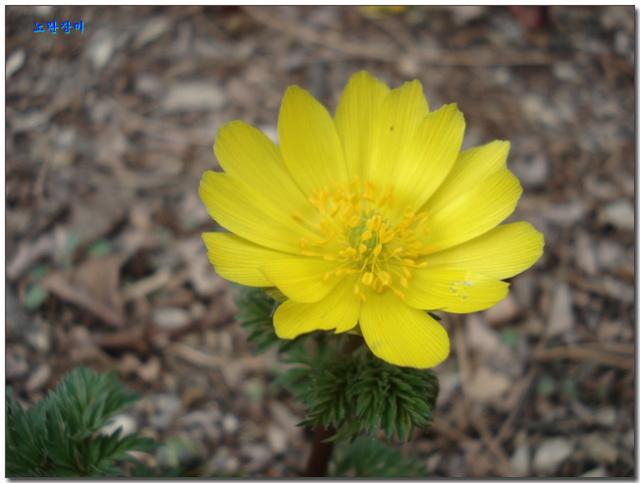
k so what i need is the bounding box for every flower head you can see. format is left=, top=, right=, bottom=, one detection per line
left=200, top=71, right=543, bottom=369
left=358, top=5, right=409, bottom=18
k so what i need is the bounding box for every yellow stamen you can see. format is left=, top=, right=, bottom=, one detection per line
left=380, top=229, right=395, bottom=243
left=296, top=176, right=434, bottom=302
left=362, top=272, right=374, bottom=286
left=379, top=271, right=391, bottom=286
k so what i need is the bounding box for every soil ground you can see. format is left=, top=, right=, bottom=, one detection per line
left=6, top=6, right=635, bottom=477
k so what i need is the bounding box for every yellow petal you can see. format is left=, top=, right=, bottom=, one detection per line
left=260, top=257, right=341, bottom=303
left=273, top=277, right=360, bottom=338
left=392, top=103, right=465, bottom=219
left=278, top=86, right=348, bottom=195
left=403, top=268, right=509, bottom=313
left=425, top=169, right=522, bottom=251
left=199, top=171, right=316, bottom=254
left=202, top=232, right=287, bottom=287
left=334, top=71, right=390, bottom=178
left=368, top=79, right=429, bottom=190
left=425, top=139, right=510, bottom=215
left=214, top=120, right=315, bottom=220
left=359, top=290, right=449, bottom=369
left=425, top=222, right=544, bottom=279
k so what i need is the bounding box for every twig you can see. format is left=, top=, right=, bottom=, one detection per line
left=208, top=368, right=234, bottom=408
left=32, top=129, right=53, bottom=205
left=453, top=316, right=515, bottom=477
left=108, top=97, right=214, bottom=147
left=91, top=326, right=147, bottom=351
left=569, top=342, right=634, bottom=355
left=494, top=297, right=560, bottom=446
left=121, top=267, right=172, bottom=302
left=167, top=342, right=271, bottom=370
left=242, top=6, right=559, bottom=67
left=495, top=368, right=537, bottom=443
left=363, top=15, right=416, bottom=53
left=565, top=270, right=634, bottom=304
left=532, top=344, right=634, bottom=370
left=243, top=6, right=397, bottom=60
left=7, top=233, right=55, bottom=281
left=432, top=419, right=474, bottom=444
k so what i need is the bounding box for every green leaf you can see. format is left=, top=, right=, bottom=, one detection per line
left=29, top=263, right=51, bottom=281
left=23, top=284, right=48, bottom=311
left=6, top=365, right=157, bottom=477
left=88, top=239, right=113, bottom=258
left=234, top=286, right=280, bottom=354
left=281, top=345, right=440, bottom=443
left=331, top=438, right=429, bottom=477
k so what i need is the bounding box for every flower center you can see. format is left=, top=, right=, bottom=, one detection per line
left=292, top=176, right=434, bottom=302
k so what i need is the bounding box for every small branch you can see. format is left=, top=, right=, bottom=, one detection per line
left=242, top=6, right=559, bottom=67
left=453, top=316, right=515, bottom=477
left=532, top=344, right=634, bottom=370
left=7, top=233, right=55, bottom=282
left=495, top=368, right=538, bottom=443
left=433, top=419, right=474, bottom=444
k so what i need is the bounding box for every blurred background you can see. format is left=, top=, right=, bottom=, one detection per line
left=5, top=5, right=634, bottom=477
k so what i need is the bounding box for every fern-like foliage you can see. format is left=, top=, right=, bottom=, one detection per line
left=234, top=285, right=323, bottom=356
left=236, top=285, right=439, bottom=443
left=331, top=438, right=429, bottom=477
left=234, top=285, right=282, bottom=353
left=281, top=346, right=439, bottom=443
left=6, top=366, right=157, bottom=477
left=236, top=288, right=438, bottom=443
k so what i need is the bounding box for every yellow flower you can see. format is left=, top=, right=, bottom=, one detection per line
left=358, top=6, right=409, bottom=18
left=200, top=71, right=544, bottom=369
